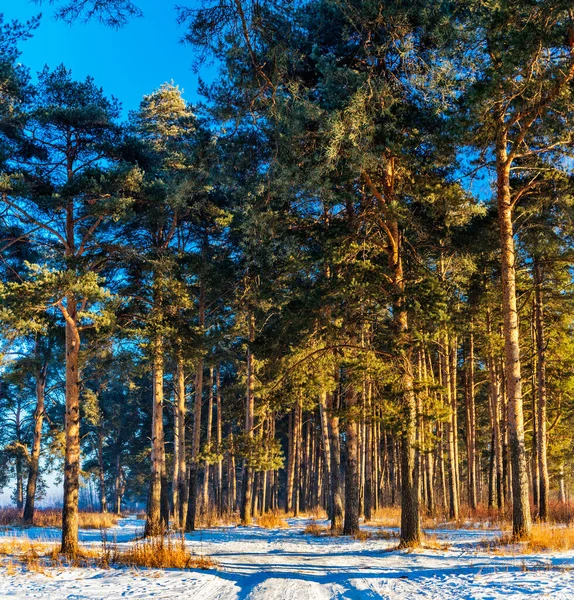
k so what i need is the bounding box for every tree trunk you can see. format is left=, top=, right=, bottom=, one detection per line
left=558, top=464, right=566, bottom=504
left=97, top=430, right=107, bottom=513
left=487, top=310, right=504, bottom=510
left=286, top=411, right=295, bottom=514
left=240, top=316, right=255, bottom=525
left=176, top=354, right=187, bottom=528
left=227, top=430, right=237, bottom=513
left=173, top=384, right=180, bottom=524
left=443, top=330, right=459, bottom=520
left=23, top=364, right=47, bottom=524
left=114, top=453, right=123, bottom=515
left=202, top=368, right=214, bottom=513
left=343, top=381, right=360, bottom=535
left=318, top=391, right=333, bottom=520
left=496, top=140, right=531, bottom=539
left=186, top=357, right=203, bottom=531
left=215, top=367, right=223, bottom=515
left=328, top=388, right=344, bottom=529
left=60, top=295, right=81, bottom=556
left=145, top=337, right=164, bottom=537
left=465, top=329, right=477, bottom=510
left=534, top=260, right=550, bottom=521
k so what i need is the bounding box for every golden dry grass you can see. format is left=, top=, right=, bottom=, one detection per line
left=483, top=523, right=574, bottom=554
left=0, top=508, right=120, bottom=530
left=423, top=534, right=451, bottom=551
left=303, top=520, right=331, bottom=537
left=113, top=536, right=216, bottom=570
left=257, top=512, right=289, bottom=529
left=0, top=532, right=215, bottom=571
left=527, top=524, right=574, bottom=552
left=0, top=537, right=53, bottom=557
left=290, top=508, right=329, bottom=520
left=364, top=506, right=402, bottom=528
left=4, top=560, right=17, bottom=575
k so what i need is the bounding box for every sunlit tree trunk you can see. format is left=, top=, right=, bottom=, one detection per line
left=60, top=294, right=81, bottom=556
left=496, top=134, right=531, bottom=538
left=145, top=336, right=164, bottom=537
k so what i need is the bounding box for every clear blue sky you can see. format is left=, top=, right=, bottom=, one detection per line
left=1, top=0, right=214, bottom=116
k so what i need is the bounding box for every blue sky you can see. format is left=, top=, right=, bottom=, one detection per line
left=1, top=0, right=214, bottom=116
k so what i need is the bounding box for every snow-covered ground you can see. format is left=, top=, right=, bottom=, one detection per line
left=1, top=517, right=574, bottom=599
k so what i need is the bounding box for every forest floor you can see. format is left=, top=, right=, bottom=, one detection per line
left=0, top=516, right=573, bottom=599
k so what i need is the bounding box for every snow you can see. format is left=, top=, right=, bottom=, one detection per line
left=1, top=517, right=574, bottom=599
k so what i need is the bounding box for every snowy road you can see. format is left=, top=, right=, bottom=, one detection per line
left=1, top=518, right=573, bottom=599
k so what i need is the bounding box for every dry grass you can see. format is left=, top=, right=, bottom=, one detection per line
left=527, top=524, right=574, bottom=552
left=112, top=536, right=216, bottom=570
left=483, top=523, right=574, bottom=554
left=4, top=560, right=17, bottom=575
left=352, top=529, right=371, bottom=542
left=0, top=533, right=215, bottom=572
left=0, top=508, right=119, bottom=530
left=0, top=537, right=53, bottom=557
left=290, top=507, right=329, bottom=520
left=78, top=512, right=120, bottom=529
left=195, top=509, right=239, bottom=529
left=257, top=512, right=289, bottom=529
left=423, top=534, right=451, bottom=551
left=365, top=506, right=402, bottom=528
left=303, top=519, right=341, bottom=537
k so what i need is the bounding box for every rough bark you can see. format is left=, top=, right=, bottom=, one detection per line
left=23, top=364, right=48, bottom=524
left=240, top=316, right=255, bottom=525
left=186, top=357, right=203, bottom=531
left=202, top=368, right=214, bottom=512
left=496, top=138, right=531, bottom=538
left=465, top=330, right=477, bottom=510
left=343, top=382, right=360, bottom=535
left=145, top=337, right=164, bottom=537
left=61, top=295, right=81, bottom=556
left=215, top=367, right=223, bottom=515
left=97, top=430, right=107, bottom=513
left=176, top=355, right=187, bottom=528
left=534, top=260, right=550, bottom=521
